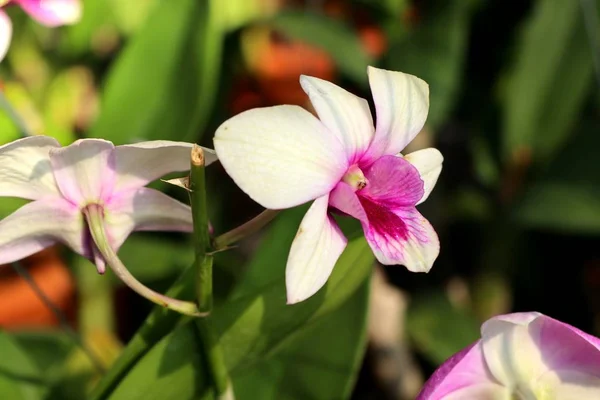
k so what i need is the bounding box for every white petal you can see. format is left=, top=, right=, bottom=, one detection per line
left=300, top=75, right=374, bottom=163
left=104, top=187, right=193, bottom=251
left=404, top=148, right=443, bottom=205
left=536, top=369, right=600, bottom=400
left=49, top=139, right=115, bottom=205
left=114, top=141, right=216, bottom=192
left=364, top=66, right=429, bottom=162
left=0, top=198, right=84, bottom=264
left=214, top=105, right=348, bottom=209
left=286, top=195, right=347, bottom=304
left=15, top=0, right=81, bottom=27
left=0, top=10, right=11, bottom=62
left=480, top=315, right=547, bottom=388
left=0, top=136, right=61, bottom=200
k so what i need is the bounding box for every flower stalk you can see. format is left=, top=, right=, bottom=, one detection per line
left=213, top=209, right=280, bottom=250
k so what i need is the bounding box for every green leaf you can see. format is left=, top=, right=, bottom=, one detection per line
left=268, top=12, right=373, bottom=85
left=233, top=278, right=370, bottom=399
left=0, top=331, right=47, bottom=400
left=501, top=0, right=593, bottom=162
left=407, top=291, right=480, bottom=365
left=385, top=0, right=476, bottom=128
left=89, top=0, right=224, bottom=144
left=107, top=325, right=212, bottom=400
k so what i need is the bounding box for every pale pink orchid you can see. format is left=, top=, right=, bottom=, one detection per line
left=214, top=66, right=442, bottom=304
left=0, top=0, right=81, bottom=62
left=418, top=312, right=600, bottom=399
left=0, top=136, right=217, bottom=315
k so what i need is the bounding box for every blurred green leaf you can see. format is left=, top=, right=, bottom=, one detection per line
left=268, top=12, right=373, bottom=85
left=407, top=291, right=480, bottom=365
left=89, top=0, right=224, bottom=143
left=107, top=325, right=212, bottom=400
left=502, top=0, right=593, bottom=162
left=386, top=0, right=476, bottom=128
left=0, top=331, right=47, bottom=400
left=233, top=278, right=370, bottom=399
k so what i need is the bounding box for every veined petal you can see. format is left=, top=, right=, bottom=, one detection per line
left=418, top=342, right=502, bottom=400
left=360, top=203, right=439, bottom=271
left=49, top=139, right=115, bottom=205
left=360, top=155, right=424, bottom=207
left=114, top=141, right=217, bottom=192
left=0, top=198, right=84, bottom=264
left=404, top=148, right=443, bottom=205
left=16, top=0, right=81, bottom=27
left=0, top=136, right=61, bottom=200
left=104, top=187, right=193, bottom=252
left=329, top=181, right=367, bottom=222
left=286, top=195, right=347, bottom=304
left=363, top=67, right=429, bottom=163
left=300, top=75, right=374, bottom=163
left=0, top=10, right=11, bottom=62
left=214, top=105, right=348, bottom=209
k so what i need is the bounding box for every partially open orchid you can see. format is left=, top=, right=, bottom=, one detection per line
left=0, top=0, right=81, bottom=62
left=214, top=66, right=442, bottom=304
left=418, top=312, right=600, bottom=399
left=0, top=136, right=217, bottom=315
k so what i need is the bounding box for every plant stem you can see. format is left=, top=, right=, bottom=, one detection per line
left=189, top=145, right=212, bottom=313
left=84, top=204, right=204, bottom=317
left=213, top=209, right=280, bottom=250
left=195, top=317, right=234, bottom=400
left=0, top=90, right=32, bottom=137
left=11, top=261, right=105, bottom=374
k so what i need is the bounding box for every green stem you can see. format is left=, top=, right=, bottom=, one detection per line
left=189, top=145, right=212, bottom=313
left=195, top=318, right=234, bottom=400
left=213, top=209, right=280, bottom=250
left=84, top=204, right=204, bottom=317
left=89, top=265, right=195, bottom=400
left=0, top=90, right=32, bottom=137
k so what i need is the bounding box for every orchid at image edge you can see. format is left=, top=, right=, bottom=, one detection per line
left=214, top=66, right=443, bottom=304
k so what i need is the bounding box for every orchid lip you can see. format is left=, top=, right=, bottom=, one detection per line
left=341, top=164, right=368, bottom=192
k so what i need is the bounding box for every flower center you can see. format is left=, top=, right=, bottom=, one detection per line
left=342, top=164, right=368, bottom=191
left=512, top=384, right=539, bottom=400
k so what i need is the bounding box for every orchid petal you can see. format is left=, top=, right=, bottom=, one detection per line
left=0, top=198, right=83, bottom=264
left=16, top=0, right=81, bottom=27
left=114, top=141, right=216, bottom=191
left=361, top=204, right=439, bottom=272
left=363, top=67, right=429, bottom=162
left=404, top=148, right=443, bottom=205
left=49, top=139, right=115, bottom=205
left=441, top=384, right=508, bottom=400
left=418, top=342, right=502, bottom=400
left=214, top=105, right=348, bottom=209
left=0, top=10, right=11, bottom=62
left=361, top=155, right=424, bottom=207
left=329, top=182, right=367, bottom=222
left=104, top=187, right=193, bottom=252
left=0, top=136, right=61, bottom=200
left=286, top=195, right=347, bottom=304
left=537, top=369, right=600, bottom=399
left=300, top=75, right=374, bottom=163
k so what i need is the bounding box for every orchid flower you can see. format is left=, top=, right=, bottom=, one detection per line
left=0, top=0, right=81, bottom=62
left=214, top=66, right=442, bottom=304
left=0, top=136, right=217, bottom=315
left=418, top=312, right=600, bottom=399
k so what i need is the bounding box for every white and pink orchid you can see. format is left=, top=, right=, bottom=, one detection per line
left=418, top=312, right=600, bottom=399
left=0, top=136, right=217, bottom=315
left=0, top=0, right=81, bottom=62
left=214, top=66, right=442, bottom=304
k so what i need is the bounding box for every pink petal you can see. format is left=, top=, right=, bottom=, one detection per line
left=360, top=155, right=424, bottom=207
left=360, top=202, right=439, bottom=271
left=418, top=342, right=502, bottom=400
left=0, top=10, right=11, bottom=62
left=286, top=195, right=347, bottom=304
left=362, top=67, right=429, bottom=164
left=114, top=141, right=217, bottom=192
left=15, top=0, right=81, bottom=27
left=0, top=136, right=61, bottom=200
left=103, top=187, right=193, bottom=252
left=300, top=75, right=374, bottom=163
left=329, top=181, right=367, bottom=222
left=403, top=148, right=443, bottom=205
left=441, top=383, right=508, bottom=399
left=49, top=139, right=116, bottom=206
left=0, top=198, right=84, bottom=264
